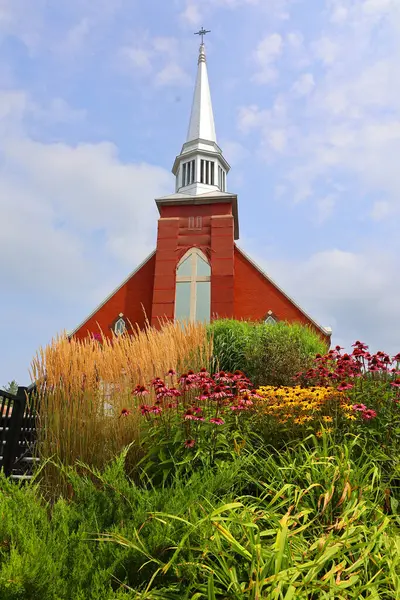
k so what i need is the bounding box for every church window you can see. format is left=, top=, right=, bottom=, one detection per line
left=114, top=314, right=126, bottom=335
left=175, top=249, right=211, bottom=323
left=182, top=160, right=195, bottom=187
left=264, top=310, right=278, bottom=325
left=200, top=159, right=215, bottom=185
left=188, top=216, right=202, bottom=230
left=218, top=166, right=226, bottom=191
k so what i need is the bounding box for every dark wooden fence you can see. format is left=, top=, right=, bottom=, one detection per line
left=0, top=384, right=39, bottom=480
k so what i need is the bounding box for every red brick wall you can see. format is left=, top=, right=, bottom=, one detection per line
left=73, top=252, right=156, bottom=341
left=233, top=246, right=329, bottom=341
left=151, top=201, right=235, bottom=326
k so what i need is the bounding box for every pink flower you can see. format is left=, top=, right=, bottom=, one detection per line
left=197, top=391, right=210, bottom=401
left=132, top=384, right=149, bottom=397
left=119, top=408, right=130, bottom=417
left=166, top=368, right=176, bottom=376
left=352, top=403, right=367, bottom=412
left=156, top=386, right=174, bottom=398
left=210, top=417, right=225, bottom=425
left=198, top=367, right=210, bottom=378
left=391, top=379, right=400, bottom=388
left=170, top=387, right=182, bottom=397
left=184, top=410, right=197, bottom=421
left=184, top=439, right=196, bottom=448
left=150, top=405, right=162, bottom=415
left=337, top=382, right=354, bottom=391
left=361, top=408, right=377, bottom=420
left=393, top=353, right=400, bottom=362
left=211, top=385, right=228, bottom=400
left=139, top=404, right=151, bottom=415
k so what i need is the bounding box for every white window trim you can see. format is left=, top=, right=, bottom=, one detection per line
left=175, top=248, right=211, bottom=322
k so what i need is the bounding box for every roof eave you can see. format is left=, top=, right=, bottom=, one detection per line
left=68, top=250, right=156, bottom=339
left=235, top=245, right=332, bottom=338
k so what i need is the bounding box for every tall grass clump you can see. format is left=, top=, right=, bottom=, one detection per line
left=207, top=319, right=253, bottom=373
left=208, top=319, right=328, bottom=386
left=30, top=321, right=211, bottom=490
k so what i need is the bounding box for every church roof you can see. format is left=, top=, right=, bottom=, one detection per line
left=235, top=245, right=332, bottom=338
left=67, top=250, right=156, bottom=338
left=156, top=190, right=235, bottom=201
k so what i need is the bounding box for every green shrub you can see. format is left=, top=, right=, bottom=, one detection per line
left=208, top=319, right=328, bottom=387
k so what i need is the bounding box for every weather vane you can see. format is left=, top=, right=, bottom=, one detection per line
left=194, top=27, right=211, bottom=44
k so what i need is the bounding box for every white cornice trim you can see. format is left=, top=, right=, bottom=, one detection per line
left=235, top=245, right=332, bottom=338
left=68, top=250, right=156, bottom=338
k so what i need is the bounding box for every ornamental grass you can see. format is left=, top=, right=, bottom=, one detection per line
left=30, top=321, right=211, bottom=491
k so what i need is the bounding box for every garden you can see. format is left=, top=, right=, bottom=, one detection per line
left=1, top=319, right=400, bottom=599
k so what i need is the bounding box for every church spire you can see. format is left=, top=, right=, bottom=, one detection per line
left=171, top=31, right=231, bottom=197
left=186, top=42, right=217, bottom=144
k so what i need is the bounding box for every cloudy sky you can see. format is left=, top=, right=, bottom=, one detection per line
left=1, top=0, right=400, bottom=385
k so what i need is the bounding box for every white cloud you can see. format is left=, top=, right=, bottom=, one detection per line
left=252, top=33, right=283, bottom=84
left=0, top=92, right=172, bottom=300
left=220, top=139, right=249, bottom=165
left=292, top=72, right=315, bottom=96
left=312, top=36, right=339, bottom=65
left=370, top=200, right=392, bottom=221
left=120, top=35, right=190, bottom=87
left=155, top=63, right=190, bottom=87
left=179, top=0, right=286, bottom=24
left=240, top=0, right=400, bottom=220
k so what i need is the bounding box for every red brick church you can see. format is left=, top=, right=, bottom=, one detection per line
left=71, top=37, right=331, bottom=343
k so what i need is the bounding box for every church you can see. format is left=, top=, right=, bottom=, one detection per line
left=71, top=35, right=331, bottom=344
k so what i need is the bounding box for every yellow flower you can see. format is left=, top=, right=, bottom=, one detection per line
left=345, top=414, right=357, bottom=421
left=316, top=430, right=323, bottom=437
left=322, top=416, right=333, bottom=423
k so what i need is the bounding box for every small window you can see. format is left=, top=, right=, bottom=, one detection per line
left=114, top=314, right=126, bottom=335
left=264, top=310, right=278, bottom=325
left=182, top=160, right=195, bottom=187
left=188, top=216, right=202, bottom=230
left=200, top=159, right=215, bottom=185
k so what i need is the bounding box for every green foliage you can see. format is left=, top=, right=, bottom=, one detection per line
left=208, top=319, right=328, bottom=386
left=208, top=319, right=253, bottom=374
left=2, top=380, right=18, bottom=394
left=0, top=434, right=399, bottom=599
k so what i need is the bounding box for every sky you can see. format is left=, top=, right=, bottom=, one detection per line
left=1, top=0, right=400, bottom=386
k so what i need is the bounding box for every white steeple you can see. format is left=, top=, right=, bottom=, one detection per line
left=172, top=37, right=230, bottom=197
left=186, top=44, right=217, bottom=144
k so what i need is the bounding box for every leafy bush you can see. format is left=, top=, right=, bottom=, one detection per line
left=208, top=319, right=328, bottom=387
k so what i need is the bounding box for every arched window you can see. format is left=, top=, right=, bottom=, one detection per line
left=264, top=310, right=278, bottom=325
left=114, top=314, right=126, bottom=335
left=175, top=248, right=211, bottom=323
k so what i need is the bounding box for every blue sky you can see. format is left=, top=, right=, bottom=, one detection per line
left=1, top=0, right=400, bottom=386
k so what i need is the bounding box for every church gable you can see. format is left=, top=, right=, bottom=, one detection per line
left=233, top=245, right=330, bottom=340
left=72, top=252, right=156, bottom=341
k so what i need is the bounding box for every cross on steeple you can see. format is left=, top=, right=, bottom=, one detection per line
left=194, top=27, right=211, bottom=44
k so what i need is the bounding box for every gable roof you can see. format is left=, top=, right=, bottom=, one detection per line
left=235, top=244, right=332, bottom=338
left=67, top=250, right=156, bottom=338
